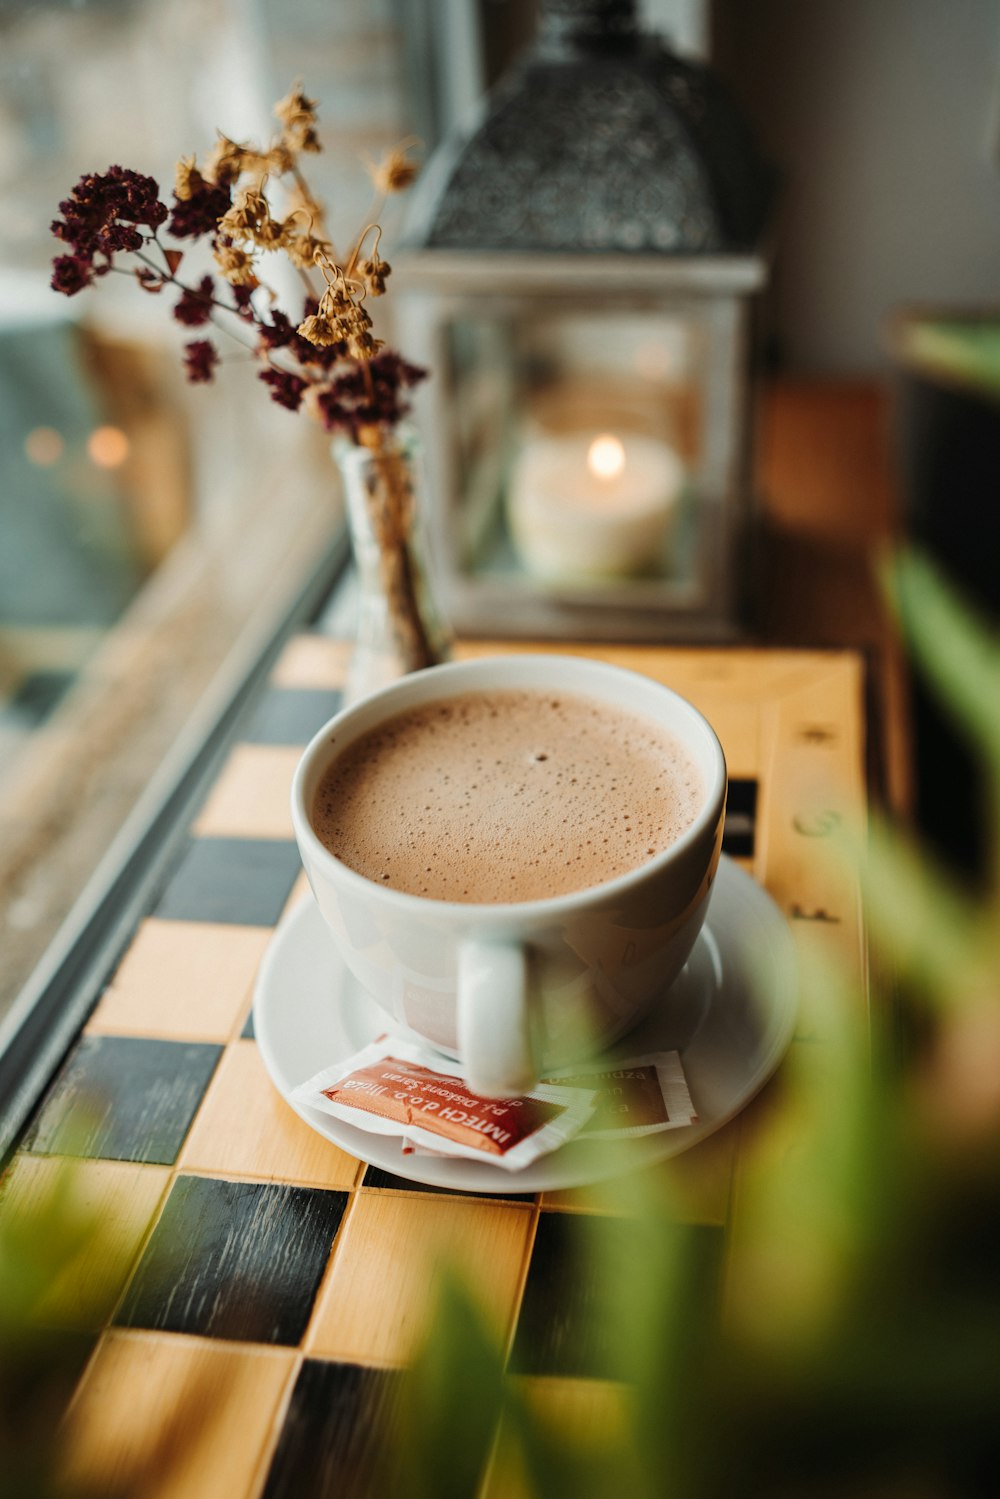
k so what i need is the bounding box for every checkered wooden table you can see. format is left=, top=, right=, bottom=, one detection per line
left=1, top=638, right=866, bottom=1497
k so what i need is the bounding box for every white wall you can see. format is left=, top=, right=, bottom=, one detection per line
left=719, top=0, right=1000, bottom=373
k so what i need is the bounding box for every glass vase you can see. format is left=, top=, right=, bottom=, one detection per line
left=333, top=428, right=451, bottom=705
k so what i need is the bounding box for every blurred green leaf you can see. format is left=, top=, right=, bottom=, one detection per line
left=885, top=551, right=1000, bottom=761
left=394, top=1276, right=507, bottom=1499
left=862, top=815, right=980, bottom=1001
left=0, top=1156, right=104, bottom=1499
left=898, top=320, right=1000, bottom=400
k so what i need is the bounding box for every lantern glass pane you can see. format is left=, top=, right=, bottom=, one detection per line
left=444, top=306, right=711, bottom=589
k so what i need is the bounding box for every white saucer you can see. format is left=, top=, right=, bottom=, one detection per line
left=253, top=856, right=797, bottom=1194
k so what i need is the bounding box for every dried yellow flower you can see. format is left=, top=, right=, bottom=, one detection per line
left=264, top=143, right=296, bottom=177
left=297, top=312, right=341, bottom=347
left=174, top=155, right=203, bottom=202
left=218, top=206, right=254, bottom=241
left=348, top=331, right=382, bottom=361
left=292, top=122, right=322, bottom=154
left=369, top=141, right=420, bottom=196
left=284, top=232, right=330, bottom=270
left=254, top=216, right=288, bottom=250
left=241, top=187, right=269, bottom=221
left=286, top=179, right=327, bottom=229
left=274, top=83, right=317, bottom=131
left=204, top=133, right=245, bottom=186
left=342, top=302, right=372, bottom=334
left=317, top=278, right=354, bottom=318
left=275, top=83, right=321, bottom=155
left=359, top=255, right=391, bottom=296
left=214, top=243, right=257, bottom=286
left=235, top=148, right=275, bottom=181
left=218, top=188, right=287, bottom=251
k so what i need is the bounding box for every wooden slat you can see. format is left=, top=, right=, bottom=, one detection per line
left=270, top=636, right=351, bottom=689
left=192, top=746, right=301, bottom=841
left=87, top=920, right=272, bottom=1042
left=62, top=1331, right=296, bottom=1499
left=306, top=1194, right=536, bottom=1366
left=0, top=1157, right=170, bottom=1329
left=179, top=1040, right=361, bottom=1190
left=457, top=641, right=853, bottom=699
left=756, top=654, right=868, bottom=990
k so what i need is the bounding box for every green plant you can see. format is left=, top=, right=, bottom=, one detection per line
left=897, top=320, right=1000, bottom=402
left=0, top=1157, right=100, bottom=1499
left=0, top=1149, right=221, bottom=1499
left=395, top=552, right=1000, bottom=1499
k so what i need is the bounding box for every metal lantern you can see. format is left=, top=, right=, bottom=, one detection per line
left=395, top=0, right=772, bottom=641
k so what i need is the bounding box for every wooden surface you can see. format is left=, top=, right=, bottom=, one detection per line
left=0, top=635, right=867, bottom=1497
left=753, top=378, right=909, bottom=813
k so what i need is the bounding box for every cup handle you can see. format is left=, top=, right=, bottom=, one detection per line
left=457, top=938, right=537, bottom=1097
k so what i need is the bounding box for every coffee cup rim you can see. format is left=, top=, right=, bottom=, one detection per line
left=291, top=654, right=727, bottom=918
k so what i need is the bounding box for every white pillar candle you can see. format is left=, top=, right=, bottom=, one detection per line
left=507, top=430, right=683, bottom=581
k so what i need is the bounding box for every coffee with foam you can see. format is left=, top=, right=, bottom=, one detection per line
left=311, top=688, right=702, bottom=904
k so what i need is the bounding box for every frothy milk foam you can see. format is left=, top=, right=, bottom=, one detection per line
left=311, top=688, right=702, bottom=904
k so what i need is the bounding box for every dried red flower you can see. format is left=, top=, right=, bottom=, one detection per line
left=168, top=181, right=232, bottom=240
left=50, top=255, right=94, bottom=296
left=231, top=283, right=256, bottom=317
left=259, top=367, right=307, bottom=411
left=53, top=167, right=166, bottom=252
left=292, top=298, right=347, bottom=368
left=182, top=339, right=219, bottom=384
left=314, top=350, right=426, bottom=438
left=256, top=310, right=296, bottom=351
left=99, top=222, right=144, bottom=254
left=173, top=276, right=215, bottom=327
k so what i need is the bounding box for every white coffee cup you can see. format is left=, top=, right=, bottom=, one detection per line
left=291, top=655, right=726, bottom=1097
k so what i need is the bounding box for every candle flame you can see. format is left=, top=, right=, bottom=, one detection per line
left=587, top=433, right=626, bottom=480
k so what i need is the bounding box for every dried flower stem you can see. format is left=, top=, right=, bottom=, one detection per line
left=356, top=434, right=440, bottom=673
left=124, top=248, right=261, bottom=355
left=345, top=223, right=378, bottom=281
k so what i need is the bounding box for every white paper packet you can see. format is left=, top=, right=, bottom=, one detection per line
left=544, top=1050, right=698, bottom=1138
left=290, top=1037, right=598, bottom=1171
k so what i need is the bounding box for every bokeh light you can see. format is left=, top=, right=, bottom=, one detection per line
left=87, top=426, right=130, bottom=469
left=24, top=427, right=64, bottom=466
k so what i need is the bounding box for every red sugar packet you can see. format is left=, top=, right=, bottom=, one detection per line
left=290, top=1038, right=597, bottom=1171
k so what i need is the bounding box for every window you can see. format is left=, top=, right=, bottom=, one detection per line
left=0, top=0, right=417, bottom=1019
